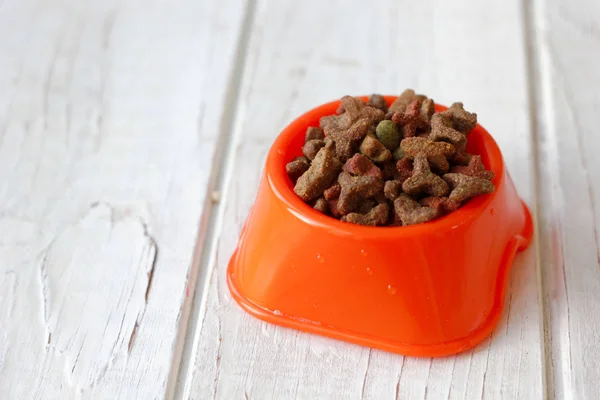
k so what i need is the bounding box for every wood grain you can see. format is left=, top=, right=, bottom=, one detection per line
left=531, top=0, right=600, bottom=398
left=0, top=0, right=247, bottom=398
left=181, top=0, right=544, bottom=398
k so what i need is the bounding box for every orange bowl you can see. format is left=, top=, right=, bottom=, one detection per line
left=227, top=96, right=533, bottom=357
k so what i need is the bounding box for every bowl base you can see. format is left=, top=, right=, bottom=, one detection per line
left=227, top=202, right=533, bottom=357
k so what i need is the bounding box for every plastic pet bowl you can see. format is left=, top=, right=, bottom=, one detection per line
left=227, top=96, right=533, bottom=357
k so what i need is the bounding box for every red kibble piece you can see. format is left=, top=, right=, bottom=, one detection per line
left=420, top=196, right=461, bottom=216
left=395, top=157, right=414, bottom=184
left=343, top=153, right=383, bottom=179
left=451, top=155, right=494, bottom=180
left=392, top=99, right=429, bottom=138
left=388, top=89, right=426, bottom=114
left=450, top=151, right=472, bottom=166
left=323, top=182, right=341, bottom=201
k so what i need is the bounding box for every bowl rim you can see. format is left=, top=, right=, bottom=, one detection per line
left=266, top=95, right=505, bottom=238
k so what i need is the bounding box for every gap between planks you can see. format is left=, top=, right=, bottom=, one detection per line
left=167, top=0, right=259, bottom=399
left=522, top=0, right=556, bottom=397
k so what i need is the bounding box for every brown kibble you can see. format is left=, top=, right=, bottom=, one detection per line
left=388, top=89, right=426, bottom=114
left=302, top=139, right=326, bottom=160
left=443, top=173, right=495, bottom=203
left=342, top=203, right=389, bottom=226
left=322, top=96, right=385, bottom=161
left=451, top=155, right=494, bottom=180
left=323, top=182, right=341, bottom=200
left=292, top=92, right=494, bottom=226
left=429, top=113, right=467, bottom=151
left=393, top=194, right=438, bottom=226
left=324, top=136, right=335, bottom=151
left=320, top=115, right=337, bottom=129
left=395, top=157, right=413, bottom=184
left=328, top=199, right=343, bottom=218
left=343, top=153, right=382, bottom=179
left=440, top=102, right=477, bottom=134
left=368, top=94, right=388, bottom=113
left=450, top=151, right=472, bottom=166
left=420, top=196, right=461, bottom=216
left=294, top=147, right=342, bottom=202
left=392, top=99, right=429, bottom=138
left=337, top=172, right=384, bottom=215
left=420, top=98, right=435, bottom=123
left=401, top=137, right=455, bottom=173
left=384, top=180, right=402, bottom=201
left=402, top=154, right=449, bottom=197
left=286, top=156, right=310, bottom=182
left=313, top=197, right=329, bottom=214
left=356, top=198, right=378, bottom=214
left=381, top=161, right=399, bottom=180
left=305, top=126, right=325, bottom=142
left=359, top=135, right=392, bottom=163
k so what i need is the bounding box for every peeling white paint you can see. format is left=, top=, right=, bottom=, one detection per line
left=38, top=203, right=156, bottom=390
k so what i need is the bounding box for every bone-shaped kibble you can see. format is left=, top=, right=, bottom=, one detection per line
left=400, top=137, right=455, bottom=173
left=429, top=113, right=467, bottom=152
left=337, top=172, right=384, bottom=215
left=402, top=154, right=449, bottom=197
left=419, top=196, right=461, bottom=217
left=392, top=99, right=429, bottom=138
left=440, top=102, right=477, bottom=134
left=451, top=155, right=494, bottom=180
left=342, top=203, right=389, bottom=226
left=367, top=94, right=388, bottom=113
left=294, top=147, right=342, bottom=202
left=393, top=194, right=438, bottom=226
left=443, top=173, right=495, bottom=203
left=322, top=96, right=384, bottom=161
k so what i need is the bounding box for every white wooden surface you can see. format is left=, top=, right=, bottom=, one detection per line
left=0, top=0, right=598, bottom=398
left=0, top=0, right=248, bottom=398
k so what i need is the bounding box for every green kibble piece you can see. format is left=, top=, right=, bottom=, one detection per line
left=376, top=120, right=400, bottom=150
left=393, top=146, right=406, bottom=161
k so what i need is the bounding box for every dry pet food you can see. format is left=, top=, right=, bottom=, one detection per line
left=287, top=90, right=495, bottom=226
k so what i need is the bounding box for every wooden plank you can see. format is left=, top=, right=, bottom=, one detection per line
left=531, top=0, right=600, bottom=398
left=182, top=0, right=544, bottom=398
left=0, top=0, right=247, bottom=398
